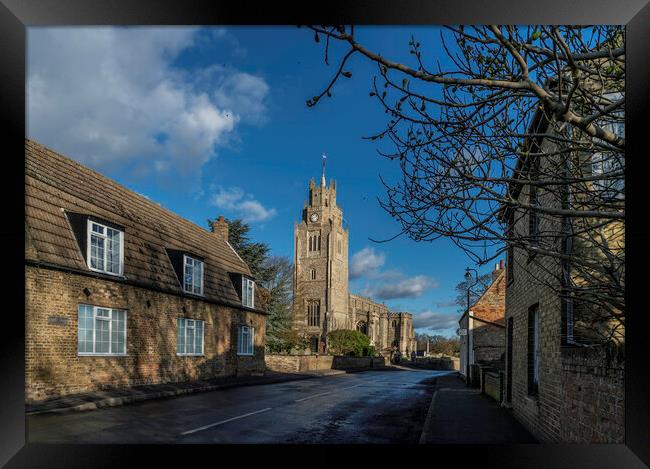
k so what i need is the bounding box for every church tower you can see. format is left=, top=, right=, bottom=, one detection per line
left=293, top=156, right=349, bottom=351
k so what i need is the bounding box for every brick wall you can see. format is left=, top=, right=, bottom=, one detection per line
left=26, top=265, right=266, bottom=403
left=559, top=345, right=624, bottom=442
left=484, top=371, right=502, bottom=402
left=505, top=144, right=566, bottom=441
left=472, top=323, right=506, bottom=365
left=504, top=135, right=624, bottom=443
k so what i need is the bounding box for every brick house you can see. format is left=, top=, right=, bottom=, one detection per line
left=459, top=262, right=506, bottom=383
left=25, top=139, right=268, bottom=404
left=501, top=105, right=624, bottom=443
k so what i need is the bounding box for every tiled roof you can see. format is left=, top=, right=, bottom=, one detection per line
left=25, top=138, right=262, bottom=311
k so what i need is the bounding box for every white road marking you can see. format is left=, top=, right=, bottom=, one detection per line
left=180, top=407, right=273, bottom=436
left=294, top=383, right=362, bottom=402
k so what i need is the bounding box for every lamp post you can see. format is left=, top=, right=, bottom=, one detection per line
left=464, top=267, right=478, bottom=384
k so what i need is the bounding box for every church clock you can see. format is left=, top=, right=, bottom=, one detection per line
left=310, top=212, right=319, bottom=223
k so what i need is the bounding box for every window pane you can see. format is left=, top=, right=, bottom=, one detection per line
left=95, top=315, right=110, bottom=353
left=111, top=310, right=126, bottom=354
left=195, top=321, right=203, bottom=354
left=90, top=234, right=105, bottom=270
left=78, top=305, right=93, bottom=353
left=186, top=326, right=194, bottom=354
left=91, top=223, right=104, bottom=234
left=195, top=261, right=203, bottom=294
left=106, top=229, right=121, bottom=274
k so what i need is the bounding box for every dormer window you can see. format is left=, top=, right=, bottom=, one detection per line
left=242, top=277, right=255, bottom=308
left=87, top=220, right=123, bottom=276
left=183, top=255, right=204, bottom=295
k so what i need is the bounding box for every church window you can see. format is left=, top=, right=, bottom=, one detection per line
left=310, top=269, right=316, bottom=280
left=308, top=231, right=321, bottom=252
left=307, top=300, right=321, bottom=327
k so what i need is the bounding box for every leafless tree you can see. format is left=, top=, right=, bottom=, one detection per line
left=305, top=25, right=624, bottom=346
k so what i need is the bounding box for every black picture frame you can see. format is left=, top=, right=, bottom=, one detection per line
left=1, top=1, right=648, bottom=467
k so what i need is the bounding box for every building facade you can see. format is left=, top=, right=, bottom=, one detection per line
left=502, top=107, right=624, bottom=443
left=459, top=262, right=506, bottom=382
left=292, top=169, right=416, bottom=356
left=25, top=139, right=267, bottom=404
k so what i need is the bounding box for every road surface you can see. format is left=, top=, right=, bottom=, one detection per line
left=27, top=369, right=452, bottom=444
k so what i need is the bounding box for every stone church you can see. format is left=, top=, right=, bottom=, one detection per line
left=292, top=162, right=416, bottom=357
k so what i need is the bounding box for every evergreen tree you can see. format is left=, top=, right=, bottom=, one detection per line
left=207, top=217, right=293, bottom=344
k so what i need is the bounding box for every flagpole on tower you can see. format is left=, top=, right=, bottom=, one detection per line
left=321, top=153, right=327, bottom=187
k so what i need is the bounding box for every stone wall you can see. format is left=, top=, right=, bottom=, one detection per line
left=26, top=266, right=266, bottom=403
left=332, top=355, right=385, bottom=370
left=264, top=354, right=385, bottom=373
left=412, top=356, right=460, bottom=371
left=264, top=354, right=334, bottom=373
left=559, top=345, right=624, bottom=443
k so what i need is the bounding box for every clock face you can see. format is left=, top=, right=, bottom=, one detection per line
left=310, top=212, right=319, bottom=222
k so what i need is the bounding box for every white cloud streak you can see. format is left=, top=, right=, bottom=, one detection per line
left=27, top=27, right=269, bottom=182
left=210, top=186, right=277, bottom=223
left=362, top=275, right=438, bottom=300
left=350, top=247, right=386, bottom=279
left=412, top=311, right=459, bottom=332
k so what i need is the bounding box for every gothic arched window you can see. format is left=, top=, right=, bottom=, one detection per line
left=307, top=300, right=321, bottom=326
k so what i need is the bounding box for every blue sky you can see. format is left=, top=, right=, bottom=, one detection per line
left=27, top=26, right=504, bottom=337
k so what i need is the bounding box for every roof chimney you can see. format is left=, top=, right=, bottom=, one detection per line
left=492, top=260, right=503, bottom=282
left=211, top=216, right=229, bottom=243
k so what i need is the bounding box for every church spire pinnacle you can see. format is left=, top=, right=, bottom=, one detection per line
left=321, top=153, right=327, bottom=187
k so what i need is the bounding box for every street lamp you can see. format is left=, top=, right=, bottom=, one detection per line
left=464, top=267, right=478, bottom=385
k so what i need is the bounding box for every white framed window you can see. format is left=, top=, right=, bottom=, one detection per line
left=183, top=255, right=204, bottom=296
left=87, top=220, right=124, bottom=276
left=177, top=318, right=204, bottom=356
left=242, top=277, right=255, bottom=308
left=78, top=304, right=127, bottom=356
left=237, top=325, right=255, bottom=355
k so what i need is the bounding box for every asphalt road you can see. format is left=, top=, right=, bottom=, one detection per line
left=27, top=369, right=452, bottom=444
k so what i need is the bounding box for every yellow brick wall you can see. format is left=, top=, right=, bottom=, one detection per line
left=25, top=265, right=266, bottom=403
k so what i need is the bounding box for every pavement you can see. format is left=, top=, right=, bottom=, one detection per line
left=419, top=373, right=538, bottom=444
left=27, top=368, right=449, bottom=443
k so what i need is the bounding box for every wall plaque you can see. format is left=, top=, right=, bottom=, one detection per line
left=48, top=316, right=68, bottom=326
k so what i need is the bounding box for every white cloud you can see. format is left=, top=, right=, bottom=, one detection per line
left=210, top=186, right=277, bottom=223
left=27, top=27, right=269, bottom=182
left=350, top=247, right=386, bottom=279
left=362, top=275, right=438, bottom=300
left=351, top=246, right=437, bottom=299
left=412, top=311, right=458, bottom=332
